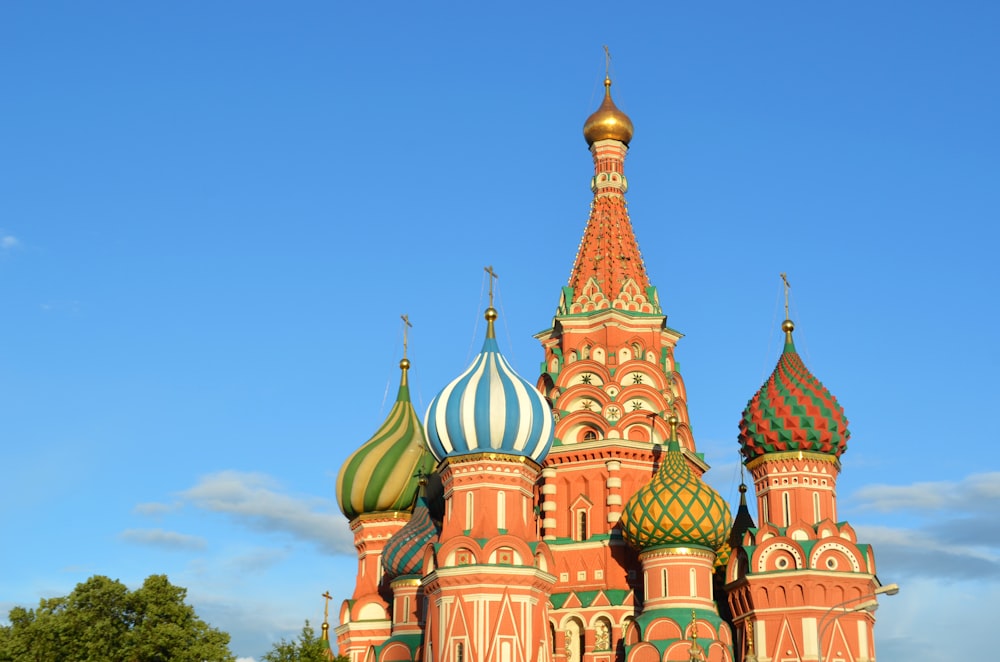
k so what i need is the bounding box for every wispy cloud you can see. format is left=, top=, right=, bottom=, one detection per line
left=851, top=471, right=1000, bottom=582
left=180, top=471, right=353, bottom=555
left=119, top=528, right=207, bottom=551
left=134, top=501, right=183, bottom=517
left=1, top=235, right=19, bottom=249
left=855, top=472, right=1000, bottom=512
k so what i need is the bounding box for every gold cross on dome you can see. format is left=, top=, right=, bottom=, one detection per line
left=780, top=272, right=791, bottom=319
left=484, top=265, right=498, bottom=307
left=322, top=591, right=332, bottom=621
left=604, top=45, right=611, bottom=77
left=400, top=314, right=412, bottom=358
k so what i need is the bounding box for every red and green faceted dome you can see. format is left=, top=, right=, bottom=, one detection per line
left=739, top=321, right=849, bottom=461
left=620, top=440, right=732, bottom=552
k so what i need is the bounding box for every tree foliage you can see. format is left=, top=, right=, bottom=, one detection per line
left=261, top=621, right=347, bottom=662
left=0, top=574, right=234, bottom=662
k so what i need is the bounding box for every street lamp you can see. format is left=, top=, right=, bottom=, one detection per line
left=816, top=584, right=899, bottom=662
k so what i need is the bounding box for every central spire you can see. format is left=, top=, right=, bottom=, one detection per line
left=563, top=67, right=658, bottom=316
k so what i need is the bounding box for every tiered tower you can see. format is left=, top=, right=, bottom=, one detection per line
left=334, top=357, right=436, bottom=662
left=534, top=74, right=711, bottom=662
left=724, top=316, right=883, bottom=662
left=422, top=304, right=557, bottom=662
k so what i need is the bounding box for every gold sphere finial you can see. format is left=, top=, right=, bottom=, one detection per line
left=781, top=319, right=795, bottom=345
left=667, top=415, right=679, bottom=440
left=399, top=358, right=411, bottom=371
left=485, top=307, right=498, bottom=322
left=738, top=483, right=747, bottom=495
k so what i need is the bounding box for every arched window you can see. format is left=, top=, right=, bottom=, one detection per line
left=576, top=510, right=589, bottom=541
left=583, top=430, right=597, bottom=441
left=456, top=642, right=464, bottom=662
left=813, top=492, right=821, bottom=522
left=782, top=492, right=791, bottom=527
left=465, top=492, right=475, bottom=531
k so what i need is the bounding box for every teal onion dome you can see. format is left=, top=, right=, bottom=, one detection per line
left=739, top=320, right=849, bottom=462
left=336, top=359, right=436, bottom=520
left=425, top=308, right=554, bottom=463
left=621, top=421, right=732, bottom=552
left=382, top=492, right=439, bottom=579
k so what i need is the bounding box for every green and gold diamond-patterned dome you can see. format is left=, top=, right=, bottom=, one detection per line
left=739, top=319, right=850, bottom=462
left=620, top=418, right=732, bottom=552
left=336, top=358, right=436, bottom=521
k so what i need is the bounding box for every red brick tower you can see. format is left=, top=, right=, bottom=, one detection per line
left=534, top=74, right=714, bottom=662
left=725, top=313, right=887, bottom=662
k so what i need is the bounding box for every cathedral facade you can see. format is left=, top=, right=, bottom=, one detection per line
left=333, top=75, right=888, bottom=662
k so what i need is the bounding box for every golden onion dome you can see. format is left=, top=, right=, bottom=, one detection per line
left=583, top=77, right=634, bottom=146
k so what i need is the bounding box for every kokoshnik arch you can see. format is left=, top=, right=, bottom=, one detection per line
left=331, top=69, right=890, bottom=662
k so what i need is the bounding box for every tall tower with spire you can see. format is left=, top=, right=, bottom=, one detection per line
left=534, top=70, right=716, bottom=662
left=724, top=290, right=885, bottom=662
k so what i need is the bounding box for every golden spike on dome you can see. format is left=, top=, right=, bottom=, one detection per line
left=399, top=314, right=413, bottom=383
left=782, top=318, right=795, bottom=345
left=485, top=306, right=498, bottom=339
left=484, top=265, right=499, bottom=339
left=668, top=415, right=679, bottom=441
left=779, top=273, right=795, bottom=345
left=321, top=590, right=332, bottom=637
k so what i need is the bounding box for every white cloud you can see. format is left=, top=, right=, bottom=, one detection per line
left=849, top=471, right=1000, bottom=581
left=180, top=471, right=354, bottom=555
left=1, top=235, right=19, bottom=249
left=134, top=501, right=183, bottom=517
left=855, top=471, right=1000, bottom=513
left=119, top=528, right=207, bottom=551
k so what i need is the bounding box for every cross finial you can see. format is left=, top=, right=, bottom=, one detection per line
left=322, top=591, right=332, bottom=622
left=400, top=314, right=412, bottom=359
left=780, top=272, right=791, bottom=319
left=603, top=45, right=611, bottom=78
left=484, top=265, right=498, bottom=308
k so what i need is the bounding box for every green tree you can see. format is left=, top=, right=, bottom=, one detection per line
left=0, top=574, right=234, bottom=662
left=261, top=621, right=347, bottom=662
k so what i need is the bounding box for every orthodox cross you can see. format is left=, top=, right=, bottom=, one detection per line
left=603, top=45, right=611, bottom=77
left=484, top=265, right=498, bottom=307
left=780, top=272, right=791, bottom=319
left=400, top=314, right=412, bottom=358
left=321, top=591, right=332, bottom=621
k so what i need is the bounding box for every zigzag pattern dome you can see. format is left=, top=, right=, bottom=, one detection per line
left=739, top=320, right=849, bottom=461
left=620, top=438, right=732, bottom=552
left=382, top=493, right=439, bottom=579
left=336, top=359, right=436, bottom=520
left=425, top=308, right=554, bottom=463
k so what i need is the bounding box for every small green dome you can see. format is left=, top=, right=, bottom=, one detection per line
left=336, top=360, right=436, bottom=520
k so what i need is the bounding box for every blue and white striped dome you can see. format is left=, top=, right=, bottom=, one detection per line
left=425, top=308, right=554, bottom=463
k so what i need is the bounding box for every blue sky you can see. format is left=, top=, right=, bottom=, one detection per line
left=2, top=2, right=998, bottom=660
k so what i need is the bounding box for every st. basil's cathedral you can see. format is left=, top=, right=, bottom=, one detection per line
left=331, top=72, right=890, bottom=662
